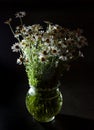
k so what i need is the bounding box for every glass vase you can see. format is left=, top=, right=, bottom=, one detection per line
left=25, top=85, right=63, bottom=122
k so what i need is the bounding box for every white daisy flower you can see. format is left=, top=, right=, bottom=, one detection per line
left=51, top=46, right=60, bottom=56
left=11, top=43, right=20, bottom=52
left=39, top=53, right=47, bottom=62
left=15, top=11, right=26, bottom=18
left=17, top=55, right=23, bottom=65
left=4, top=18, right=12, bottom=25
left=59, top=56, right=68, bottom=61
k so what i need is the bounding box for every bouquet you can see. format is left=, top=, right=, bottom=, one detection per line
left=5, top=11, right=87, bottom=88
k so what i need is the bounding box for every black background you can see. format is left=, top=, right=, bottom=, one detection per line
left=0, top=0, right=94, bottom=130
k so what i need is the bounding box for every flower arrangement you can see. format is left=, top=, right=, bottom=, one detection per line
left=5, top=11, right=87, bottom=88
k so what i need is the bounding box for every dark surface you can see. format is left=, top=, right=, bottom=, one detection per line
left=0, top=105, right=94, bottom=130
left=0, top=0, right=94, bottom=130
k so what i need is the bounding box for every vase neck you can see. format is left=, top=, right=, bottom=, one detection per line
left=29, top=85, right=59, bottom=92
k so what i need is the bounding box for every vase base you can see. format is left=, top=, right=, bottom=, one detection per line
left=33, top=116, right=55, bottom=123
left=45, top=116, right=55, bottom=122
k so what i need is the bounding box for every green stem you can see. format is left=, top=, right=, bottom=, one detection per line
left=8, top=23, right=15, bottom=36
left=19, top=17, right=23, bottom=26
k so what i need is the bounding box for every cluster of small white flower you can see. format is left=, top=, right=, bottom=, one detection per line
left=5, top=11, right=87, bottom=67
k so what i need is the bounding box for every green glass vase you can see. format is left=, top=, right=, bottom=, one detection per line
left=25, top=85, right=63, bottom=122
